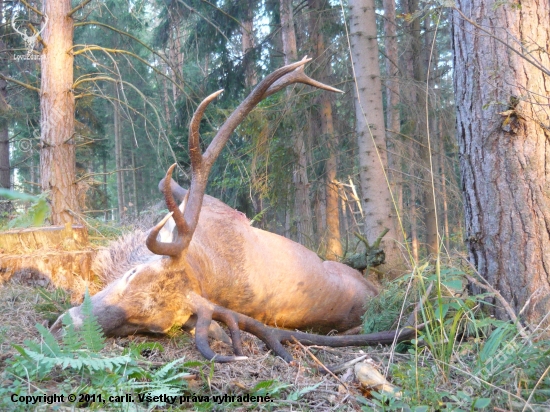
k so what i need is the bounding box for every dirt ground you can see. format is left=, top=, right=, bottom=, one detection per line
left=0, top=281, right=402, bottom=411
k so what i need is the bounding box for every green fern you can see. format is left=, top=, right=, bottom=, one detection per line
left=79, top=289, right=106, bottom=352
left=35, top=323, right=63, bottom=357
left=62, top=312, right=83, bottom=351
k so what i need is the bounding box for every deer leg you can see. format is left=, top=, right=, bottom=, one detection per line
left=182, top=316, right=232, bottom=345
left=194, top=306, right=248, bottom=363
left=211, top=307, right=245, bottom=357
left=209, top=304, right=421, bottom=363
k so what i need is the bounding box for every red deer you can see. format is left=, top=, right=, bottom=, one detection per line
left=52, top=58, right=416, bottom=362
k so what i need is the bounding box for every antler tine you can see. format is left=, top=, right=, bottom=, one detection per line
left=262, top=64, right=344, bottom=98
left=146, top=164, right=190, bottom=257
left=11, top=12, right=26, bottom=37
left=189, top=89, right=224, bottom=170
left=152, top=58, right=342, bottom=259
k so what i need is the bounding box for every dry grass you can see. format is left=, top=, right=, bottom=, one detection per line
left=0, top=281, right=398, bottom=411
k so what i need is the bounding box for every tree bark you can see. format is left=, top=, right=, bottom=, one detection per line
left=280, top=0, right=313, bottom=247
left=113, top=99, right=125, bottom=220
left=309, top=0, right=342, bottom=259
left=40, top=0, right=78, bottom=224
left=383, top=0, right=401, bottom=217
left=348, top=0, right=405, bottom=276
left=453, top=0, right=550, bottom=324
left=241, top=1, right=257, bottom=89
left=0, top=0, right=9, bottom=190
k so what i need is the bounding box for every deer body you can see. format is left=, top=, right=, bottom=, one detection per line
left=175, top=189, right=378, bottom=333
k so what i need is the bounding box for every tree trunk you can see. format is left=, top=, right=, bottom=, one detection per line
left=438, top=122, right=450, bottom=252
left=114, top=99, right=125, bottom=220
left=0, top=0, right=9, bottom=190
left=102, top=151, right=108, bottom=221
left=453, top=0, right=550, bottom=324
left=419, top=15, right=438, bottom=256
left=241, top=1, right=257, bottom=89
left=40, top=0, right=78, bottom=224
left=309, top=0, right=342, bottom=259
left=0, top=67, right=9, bottom=190
left=322, top=97, right=342, bottom=260
left=280, top=0, right=313, bottom=247
left=279, top=0, right=297, bottom=64
left=383, top=0, right=401, bottom=217
left=131, top=150, right=139, bottom=219
left=348, top=0, right=405, bottom=276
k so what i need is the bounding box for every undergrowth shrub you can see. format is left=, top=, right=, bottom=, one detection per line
left=359, top=262, right=550, bottom=410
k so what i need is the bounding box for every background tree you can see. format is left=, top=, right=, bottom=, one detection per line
left=39, top=0, right=79, bottom=225
left=348, top=0, right=405, bottom=275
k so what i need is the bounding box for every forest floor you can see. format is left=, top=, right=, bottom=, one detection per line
left=1, top=274, right=550, bottom=411
left=0, top=282, right=400, bottom=411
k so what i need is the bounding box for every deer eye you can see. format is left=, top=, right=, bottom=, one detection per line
left=125, top=268, right=138, bottom=282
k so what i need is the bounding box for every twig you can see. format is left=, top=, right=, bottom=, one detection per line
left=68, top=0, right=93, bottom=17
left=318, top=354, right=368, bottom=375
left=290, top=336, right=349, bottom=392
left=463, top=271, right=529, bottom=340
left=19, top=0, right=43, bottom=17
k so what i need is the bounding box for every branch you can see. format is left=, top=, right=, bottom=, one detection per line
left=73, top=21, right=184, bottom=86
left=0, top=73, right=39, bottom=93
left=72, top=45, right=181, bottom=93
left=19, top=0, right=43, bottom=17
left=68, top=0, right=93, bottom=18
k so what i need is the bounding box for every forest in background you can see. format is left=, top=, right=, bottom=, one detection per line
left=0, top=0, right=461, bottom=263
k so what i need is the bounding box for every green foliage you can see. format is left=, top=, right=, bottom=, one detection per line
left=0, top=189, right=50, bottom=229
left=358, top=263, right=550, bottom=410
left=34, top=287, right=73, bottom=325
left=362, top=276, right=416, bottom=335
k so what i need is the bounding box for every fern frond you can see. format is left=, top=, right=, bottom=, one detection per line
left=62, top=312, right=83, bottom=351
left=80, top=290, right=105, bottom=352
left=35, top=323, right=63, bottom=357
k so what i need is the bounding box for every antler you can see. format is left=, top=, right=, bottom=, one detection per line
left=148, top=57, right=342, bottom=257
left=194, top=303, right=420, bottom=363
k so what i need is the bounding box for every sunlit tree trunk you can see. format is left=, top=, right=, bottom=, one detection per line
left=40, top=0, right=78, bottom=224
left=348, top=0, right=405, bottom=276
left=0, top=0, right=9, bottom=190
left=453, top=0, right=550, bottom=324
left=419, top=14, right=438, bottom=256
left=280, top=0, right=313, bottom=246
